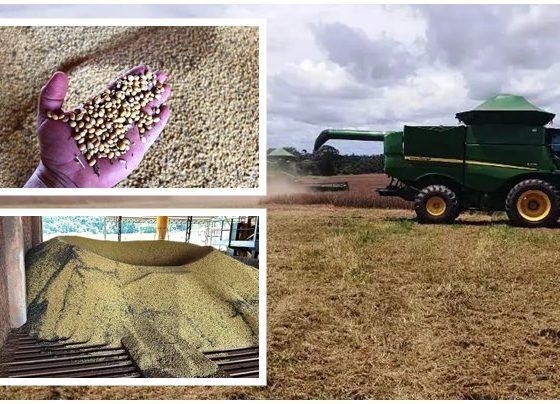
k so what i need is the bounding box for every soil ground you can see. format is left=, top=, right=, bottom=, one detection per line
left=3, top=205, right=560, bottom=398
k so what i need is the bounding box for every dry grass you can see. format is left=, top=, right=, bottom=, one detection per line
left=299, top=173, right=392, bottom=192
left=266, top=191, right=411, bottom=209
left=266, top=173, right=412, bottom=209
left=4, top=207, right=560, bottom=398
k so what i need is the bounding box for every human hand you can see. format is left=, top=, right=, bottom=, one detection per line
left=24, top=65, right=171, bottom=188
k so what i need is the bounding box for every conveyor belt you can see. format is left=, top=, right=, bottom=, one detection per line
left=0, top=330, right=142, bottom=378
left=204, top=346, right=259, bottom=378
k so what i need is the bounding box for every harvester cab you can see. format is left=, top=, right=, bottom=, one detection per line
left=314, top=95, right=560, bottom=227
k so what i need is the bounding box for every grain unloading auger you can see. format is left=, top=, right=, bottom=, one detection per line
left=314, top=129, right=391, bottom=150
left=314, top=95, right=560, bottom=228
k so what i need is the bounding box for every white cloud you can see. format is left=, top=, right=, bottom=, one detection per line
left=276, top=59, right=363, bottom=98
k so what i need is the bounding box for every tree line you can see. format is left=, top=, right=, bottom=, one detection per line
left=268, top=146, right=384, bottom=176
left=42, top=217, right=187, bottom=235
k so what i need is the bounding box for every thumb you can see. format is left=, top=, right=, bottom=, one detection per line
left=37, top=118, right=77, bottom=165
left=38, top=71, right=69, bottom=122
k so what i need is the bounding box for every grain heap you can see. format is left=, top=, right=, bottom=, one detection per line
left=46, top=72, right=166, bottom=168
left=0, top=26, right=259, bottom=188
left=24, top=236, right=259, bottom=378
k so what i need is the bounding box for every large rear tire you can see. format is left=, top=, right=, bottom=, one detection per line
left=505, top=179, right=559, bottom=228
left=414, top=185, right=461, bottom=224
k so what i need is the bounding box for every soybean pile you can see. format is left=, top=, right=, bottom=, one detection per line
left=24, top=236, right=259, bottom=378
left=0, top=26, right=259, bottom=188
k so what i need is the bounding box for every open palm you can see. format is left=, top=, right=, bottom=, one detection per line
left=25, top=66, right=171, bottom=188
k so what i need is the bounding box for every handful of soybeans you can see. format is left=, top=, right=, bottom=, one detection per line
left=46, top=71, right=166, bottom=168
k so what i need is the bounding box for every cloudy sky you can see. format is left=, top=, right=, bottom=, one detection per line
left=2, top=4, right=560, bottom=154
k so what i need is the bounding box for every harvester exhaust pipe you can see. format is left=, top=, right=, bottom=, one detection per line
left=314, top=129, right=389, bottom=152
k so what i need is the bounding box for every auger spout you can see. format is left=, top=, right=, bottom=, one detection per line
left=314, top=129, right=393, bottom=152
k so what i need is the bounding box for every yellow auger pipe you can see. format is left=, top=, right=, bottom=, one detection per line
left=156, top=216, right=168, bottom=240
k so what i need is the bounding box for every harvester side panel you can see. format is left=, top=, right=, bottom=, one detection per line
left=403, top=126, right=466, bottom=161
left=385, top=158, right=465, bottom=189
left=467, top=125, right=546, bottom=145
left=386, top=126, right=466, bottom=186
left=464, top=144, right=557, bottom=192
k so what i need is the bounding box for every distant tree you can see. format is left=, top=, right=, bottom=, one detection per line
left=121, top=222, right=138, bottom=234
left=43, top=216, right=105, bottom=235
left=298, top=159, right=319, bottom=176
left=313, top=145, right=340, bottom=176
left=268, top=143, right=385, bottom=177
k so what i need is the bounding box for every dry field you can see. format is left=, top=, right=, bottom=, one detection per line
left=299, top=173, right=391, bottom=193
left=4, top=206, right=560, bottom=398
left=266, top=173, right=412, bottom=209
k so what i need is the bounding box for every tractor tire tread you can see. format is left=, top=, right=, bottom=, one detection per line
left=414, top=184, right=461, bottom=224
left=505, top=179, right=560, bottom=228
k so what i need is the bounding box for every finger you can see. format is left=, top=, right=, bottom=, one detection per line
left=37, top=71, right=68, bottom=124
left=154, top=70, right=167, bottom=83
left=142, top=84, right=171, bottom=114
left=129, top=65, right=150, bottom=76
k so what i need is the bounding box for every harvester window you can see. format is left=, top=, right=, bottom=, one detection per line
left=551, top=131, right=560, bottom=156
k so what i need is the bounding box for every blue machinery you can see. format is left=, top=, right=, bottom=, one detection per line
left=227, top=216, right=259, bottom=259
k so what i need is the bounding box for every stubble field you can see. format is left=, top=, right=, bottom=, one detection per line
left=3, top=205, right=560, bottom=399
left=266, top=173, right=412, bottom=209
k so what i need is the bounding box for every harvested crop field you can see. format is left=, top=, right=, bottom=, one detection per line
left=20, top=236, right=259, bottom=378
left=299, top=173, right=391, bottom=193
left=266, top=173, right=411, bottom=209
left=5, top=206, right=560, bottom=398
left=0, top=26, right=259, bottom=188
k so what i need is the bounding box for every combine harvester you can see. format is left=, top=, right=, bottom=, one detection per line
left=315, top=95, right=560, bottom=227
left=268, top=147, right=349, bottom=192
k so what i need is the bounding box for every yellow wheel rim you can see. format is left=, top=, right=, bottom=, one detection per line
left=516, top=190, right=551, bottom=222
left=426, top=196, right=447, bottom=217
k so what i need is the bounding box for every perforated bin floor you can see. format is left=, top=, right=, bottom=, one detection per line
left=0, top=330, right=259, bottom=378
left=204, top=346, right=260, bottom=378
left=0, top=330, right=143, bottom=378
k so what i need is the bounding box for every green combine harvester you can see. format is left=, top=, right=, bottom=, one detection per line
left=314, top=95, right=560, bottom=227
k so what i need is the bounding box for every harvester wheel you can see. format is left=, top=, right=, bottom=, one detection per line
left=414, top=185, right=460, bottom=224
left=505, top=179, right=559, bottom=227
